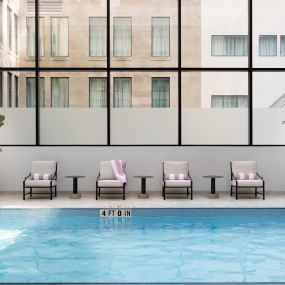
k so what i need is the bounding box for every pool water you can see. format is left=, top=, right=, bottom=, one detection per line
left=0, top=209, right=285, bottom=283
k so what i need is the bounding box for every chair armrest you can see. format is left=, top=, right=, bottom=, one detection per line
left=188, top=171, right=192, bottom=180
left=96, top=172, right=100, bottom=181
left=51, top=173, right=57, bottom=180
left=24, top=173, right=31, bottom=181
left=256, top=172, right=264, bottom=180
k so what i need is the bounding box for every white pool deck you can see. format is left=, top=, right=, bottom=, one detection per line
left=0, top=191, right=284, bottom=208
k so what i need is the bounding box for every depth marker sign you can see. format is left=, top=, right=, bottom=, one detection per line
left=100, top=209, right=132, bottom=217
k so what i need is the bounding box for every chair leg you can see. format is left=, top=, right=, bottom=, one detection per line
left=98, top=188, right=101, bottom=197
left=187, top=187, right=189, bottom=197
left=263, top=183, right=265, bottom=200
left=55, top=186, right=57, bottom=197
left=236, top=187, right=238, bottom=200
left=30, top=187, right=32, bottom=197
left=96, top=187, right=98, bottom=200
left=231, top=185, right=233, bottom=196
left=23, top=182, right=25, bottom=200
left=123, top=186, right=125, bottom=200
left=163, top=187, right=166, bottom=200
left=50, top=186, right=52, bottom=200
left=255, top=187, right=257, bottom=197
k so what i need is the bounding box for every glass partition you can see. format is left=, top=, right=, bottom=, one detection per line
left=253, top=72, right=285, bottom=145
left=39, top=71, right=107, bottom=145
left=182, top=72, right=249, bottom=144
left=110, top=0, right=178, bottom=68
left=0, top=71, right=36, bottom=144
left=111, top=72, right=178, bottom=144
left=182, top=0, right=248, bottom=68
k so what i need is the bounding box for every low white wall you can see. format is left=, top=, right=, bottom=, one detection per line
left=0, top=147, right=285, bottom=193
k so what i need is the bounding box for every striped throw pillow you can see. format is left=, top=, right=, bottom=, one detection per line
left=236, top=173, right=258, bottom=180
left=31, top=173, right=53, bottom=180
left=165, top=173, right=190, bottom=180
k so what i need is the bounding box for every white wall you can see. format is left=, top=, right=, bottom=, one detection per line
left=0, top=147, right=285, bottom=192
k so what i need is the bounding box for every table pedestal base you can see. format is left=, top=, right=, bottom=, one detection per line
left=70, top=193, right=81, bottom=199
left=138, top=193, right=149, bottom=199
left=207, top=193, right=219, bottom=199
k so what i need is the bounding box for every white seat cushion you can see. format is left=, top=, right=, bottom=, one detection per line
left=165, top=180, right=191, bottom=187
left=98, top=180, right=124, bottom=187
left=231, top=180, right=263, bottom=187
left=25, top=180, right=56, bottom=187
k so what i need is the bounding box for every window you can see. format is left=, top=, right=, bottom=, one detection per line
left=211, top=95, right=248, bottom=108
left=7, top=7, right=12, bottom=51
left=0, top=72, right=2, bottom=107
left=89, top=17, right=106, bottom=57
left=51, top=78, right=69, bottom=107
left=152, top=17, right=170, bottom=57
left=14, top=75, right=18, bottom=107
left=113, top=17, right=131, bottom=57
left=8, top=72, right=12, bottom=107
left=26, top=78, right=45, bottom=108
left=113, top=78, right=132, bottom=108
left=89, top=78, right=107, bottom=108
left=281, top=36, right=285, bottom=56
left=0, top=0, right=3, bottom=44
left=259, top=35, right=277, bottom=56
left=211, top=35, right=248, bottom=56
left=26, top=17, right=45, bottom=57
left=51, top=17, right=69, bottom=56
left=152, top=78, right=170, bottom=108
left=14, top=14, right=18, bottom=54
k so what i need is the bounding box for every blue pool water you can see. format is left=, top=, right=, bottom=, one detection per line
left=0, top=209, right=285, bottom=284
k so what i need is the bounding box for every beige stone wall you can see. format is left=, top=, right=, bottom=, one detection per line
left=181, top=0, right=201, bottom=67
left=182, top=72, right=201, bottom=107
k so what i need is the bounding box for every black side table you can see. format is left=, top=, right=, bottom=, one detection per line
left=66, top=176, right=86, bottom=199
left=203, top=175, right=223, bottom=199
left=134, top=175, right=154, bottom=199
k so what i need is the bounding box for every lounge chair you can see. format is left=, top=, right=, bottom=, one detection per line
left=96, top=160, right=127, bottom=200
left=230, top=161, right=265, bottom=200
left=162, top=161, right=193, bottom=200
left=23, top=161, right=58, bottom=200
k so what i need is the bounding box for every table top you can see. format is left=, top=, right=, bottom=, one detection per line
left=203, top=175, right=223, bottom=179
left=65, top=176, right=86, bottom=178
left=133, top=175, right=154, bottom=178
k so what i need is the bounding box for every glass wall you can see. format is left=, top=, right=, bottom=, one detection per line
left=39, top=72, right=107, bottom=145
left=0, top=0, right=284, bottom=146
left=182, top=0, right=248, bottom=68
left=0, top=71, right=36, bottom=144
left=182, top=72, right=249, bottom=144
left=111, top=72, right=178, bottom=144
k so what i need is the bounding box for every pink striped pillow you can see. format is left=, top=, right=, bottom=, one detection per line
left=235, top=173, right=258, bottom=180
left=31, top=173, right=53, bottom=180
left=165, top=173, right=190, bottom=180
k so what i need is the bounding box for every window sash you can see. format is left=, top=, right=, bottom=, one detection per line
left=0, top=0, right=3, bottom=44
left=14, top=75, right=18, bottom=107
left=51, top=17, right=69, bottom=57
left=7, top=7, right=12, bottom=51
left=89, top=78, right=107, bottom=108
left=211, top=95, right=248, bottom=108
left=152, top=78, right=170, bottom=108
left=113, top=78, right=132, bottom=108
left=259, top=35, right=277, bottom=56
left=89, top=17, right=107, bottom=57
left=113, top=17, right=132, bottom=57
left=212, top=35, right=248, bottom=56
left=8, top=72, right=12, bottom=107
left=51, top=78, right=69, bottom=108
left=281, top=36, right=285, bottom=56
left=26, top=78, right=45, bottom=108
left=14, top=14, right=18, bottom=54
left=152, top=17, right=170, bottom=57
